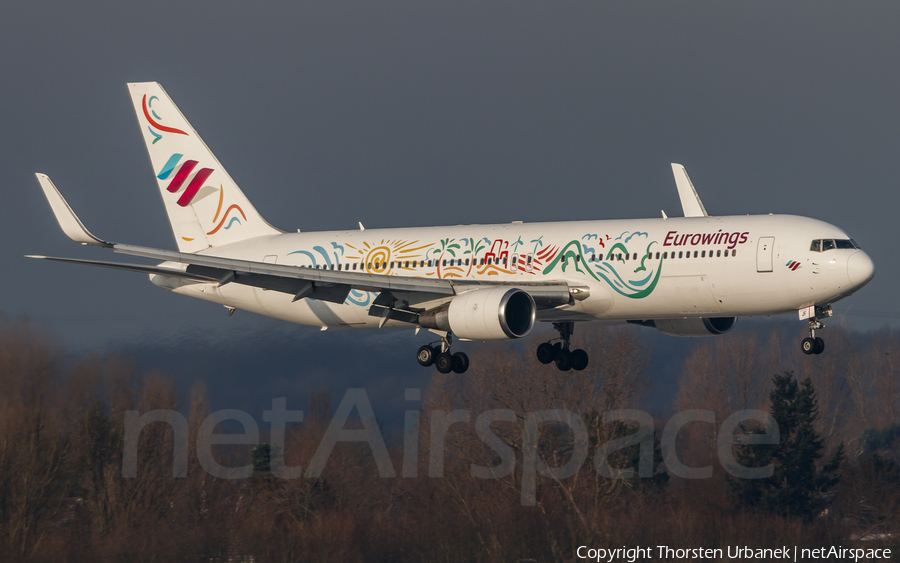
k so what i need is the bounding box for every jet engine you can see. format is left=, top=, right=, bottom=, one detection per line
left=418, top=287, right=536, bottom=340
left=637, top=317, right=737, bottom=337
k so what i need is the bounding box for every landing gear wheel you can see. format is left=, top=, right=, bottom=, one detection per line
left=452, top=352, right=470, bottom=374
left=417, top=345, right=436, bottom=367
left=435, top=352, right=454, bottom=374
left=536, top=343, right=556, bottom=364
left=571, top=349, right=589, bottom=371
left=801, top=337, right=817, bottom=355
left=555, top=349, right=573, bottom=371
left=814, top=337, right=825, bottom=355
left=552, top=342, right=562, bottom=356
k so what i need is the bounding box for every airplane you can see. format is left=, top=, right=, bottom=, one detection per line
left=29, top=82, right=875, bottom=374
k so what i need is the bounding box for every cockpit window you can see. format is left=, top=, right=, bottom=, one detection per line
left=834, top=239, right=855, bottom=250
left=811, top=238, right=860, bottom=252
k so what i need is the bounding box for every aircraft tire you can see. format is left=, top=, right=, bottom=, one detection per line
left=417, top=345, right=436, bottom=367
left=814, top=337, right=825, bottom=355
left=801, top=338, right=817, bottom=355
left=536, top=343, right=556, bottom=364
left=452, top=352, right=469, bottom=374
left=571, top=349, right=589, bottom=371
left=555, top=349, right=573, bottom=371
left=435, top=352, right=454, bottom=374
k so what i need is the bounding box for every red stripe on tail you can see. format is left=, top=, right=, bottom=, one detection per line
left=166, top=160, right=198, bottom=193
left=177, top=168, right=214, bottom=207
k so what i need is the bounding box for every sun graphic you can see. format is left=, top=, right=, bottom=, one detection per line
left=346, top=239, right=432, bottom=275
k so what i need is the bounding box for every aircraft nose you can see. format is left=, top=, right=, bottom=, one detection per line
left=847, top=251, right=875, bottom=287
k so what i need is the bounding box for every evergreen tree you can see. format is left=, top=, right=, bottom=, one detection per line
left=728, top=371, right=844, bottom=519
left=250, top=443, right=272, bottom=480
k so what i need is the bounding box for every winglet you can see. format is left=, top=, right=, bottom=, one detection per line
left=670, top=164, right=709, bottom=218
left=34, top=174, right=111, bottom=247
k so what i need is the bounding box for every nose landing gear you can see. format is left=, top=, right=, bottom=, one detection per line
left=536, top=322, right=589, bottom=371
left=801, top=307, right=832, bottom=355
left=417, top=333, right=469, bottom=374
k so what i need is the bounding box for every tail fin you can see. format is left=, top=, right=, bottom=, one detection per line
left=127, top=82, right=281, bottom=252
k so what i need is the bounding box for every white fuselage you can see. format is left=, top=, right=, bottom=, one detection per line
left=151, top=213, right=873, bottom=330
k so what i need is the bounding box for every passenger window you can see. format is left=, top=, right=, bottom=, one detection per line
left=663, top=252, right=667, bottom=259
left=731, top=249, right=736, bottom=257
left=465, top=259, right=470, bottom=266
left=810, top=240, right=821, bottom=252
left=625, top=254, right=629, bottom=261
left=655, top=252, right=660, bottom=259
left=823, top=239, right=835, bottom=251
left=527, top=256, right=533, bottom=264
left=693, top=251, right=698, bottom=258
left=678, top=251, right=683, bottom=258
left=701, top=251, right=706, bottom=258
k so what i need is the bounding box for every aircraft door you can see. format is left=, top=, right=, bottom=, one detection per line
left=756, top=237, right=774, bottom=272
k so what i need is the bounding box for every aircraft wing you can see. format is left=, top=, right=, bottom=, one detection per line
left=30, top=174, right=574, bottom=316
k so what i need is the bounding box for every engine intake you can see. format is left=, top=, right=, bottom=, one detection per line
left=418, top=287, right=536, bottom=340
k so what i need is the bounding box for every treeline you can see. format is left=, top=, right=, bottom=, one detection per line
left=0, top=317, right=897, bottom=562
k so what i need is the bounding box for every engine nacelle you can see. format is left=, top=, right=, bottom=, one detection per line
left=647, top=317, right=737, bottom=337
left=418, top=287, right=536, bottom=340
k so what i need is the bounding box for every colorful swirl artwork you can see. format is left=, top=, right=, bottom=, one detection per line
left=142, top=95, right=187, bottom=142
left=285, top=229, right=665, bottom=308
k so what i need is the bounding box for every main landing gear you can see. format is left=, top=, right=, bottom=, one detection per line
left=416, top=333, right=469, bottom=374
left=801, top=306, right=832, bottom=355
left=536, top=322, right=589, bottom=371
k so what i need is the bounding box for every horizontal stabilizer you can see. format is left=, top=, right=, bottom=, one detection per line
left=670, top=163, right=709, bottom=218
left=25, top=255, right=218, bottom=282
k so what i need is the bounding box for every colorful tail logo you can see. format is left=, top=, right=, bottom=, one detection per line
left=157, top=153, right=213, bottom=207
left=156, top=153, right=247, bottom=234
left=143, top=95, right=188, bottom=143
left=786, top=260, right=801, bottom=271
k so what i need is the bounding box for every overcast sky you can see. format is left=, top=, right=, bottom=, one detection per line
left=2, top=1, right=897, bottom=382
